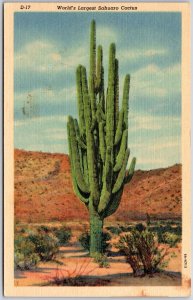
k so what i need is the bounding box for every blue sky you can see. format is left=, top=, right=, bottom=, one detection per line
left=14, top=12, right=181, bottom=170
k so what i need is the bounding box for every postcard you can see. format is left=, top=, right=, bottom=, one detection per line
left=4, top=2, right=191, bottom=297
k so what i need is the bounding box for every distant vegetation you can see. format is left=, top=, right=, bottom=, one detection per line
left=14, top=220, right=181, bottom=277
left=14, top=225, right=72, bottom=270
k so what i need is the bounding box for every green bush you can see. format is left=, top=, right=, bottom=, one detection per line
left=116, top=227, right=172, bottom=276
left=93, top=253, right=110, bottom=268
left=135, top=223, right=146, bottom=232
left=116, top=233, right=142, bottom=276
left=37, top=225, right=50, bottom=233
left=149, top=223, right=181, bottom=244
left=162, top=232, right=181, bottom=247
left=79, top=231, right=111, bottom=253
left=118, top=226, right=126, bottom=232
left=78, top=232, right=90, bottom=251
left=106, top=226, right=122, bottom=235
left=28, top=232, right=59, bottom=261
left=106, top=225, right=134, bottom=235
left=52, top=226, right=72, bottom=246
left=165, top=219, right=181, bottom=226
left=14, top=236, right=40, bottom=270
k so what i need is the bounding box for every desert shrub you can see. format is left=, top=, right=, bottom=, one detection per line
left=106, top=226, right=122, bottom=235
left=135, top=223, right=146, bottom=232
left=149, top=222, right=182, bottom=244
left=132, top=229, right=164, bottom=274
left=174, top=225, right=182, bottom=236
left=93, top=253, right=110, bottom=268
left=115, top=234, right=142, bottom=276
left=78, top=231, right=111, bottom=253
left=14, top=225, right=29, bottom=235
left=107, top=225, right=133, bottom=235
left=78, top=232, right=90, bottom=251
left=20, top=227, right=27, bottom=234
left=165, top=220, right=180, bottom=226
left=52, top=226, right=72, bottom=245
left=162, top=232, right=181, bottom=247
left=28, top=232, right=59, bottom=261
left=119, top=225, right=130, bottom=232
left=116, top=226, right=175, bottom=276
left=37, top=225, right=50, bottom=233
left=14, top=236, right=40, bottom=270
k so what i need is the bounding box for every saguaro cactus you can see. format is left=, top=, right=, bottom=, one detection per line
left=67, top=20, right=136, bottom=256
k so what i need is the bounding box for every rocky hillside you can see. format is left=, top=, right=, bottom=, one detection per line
left=14, top=149, right=182, bottom=223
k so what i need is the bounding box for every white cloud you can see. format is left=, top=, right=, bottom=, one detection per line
left=97, top=25, right=118, bottom=46
left=131, top=139, right=180, bottom=152
left=120, top=63, right=181, bottom=100
left=44, top=133, right=67, bottom=141
left=119, top=48, right=168, bottom=61
left=14, top=27, right=118, bottom=75
left=15, top=86, right=76, bottom=106
left=128, top=128, right=181, bottom=170
left=126, top=110, right=181, bottom=169
left=128, top=113, right=180, bottom=132
left=15, top=40, right=88, bottom=73
left=15, top=115, right=68, bottom=127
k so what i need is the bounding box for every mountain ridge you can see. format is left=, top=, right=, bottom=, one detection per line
left=14, top=149, right=182, bottom=223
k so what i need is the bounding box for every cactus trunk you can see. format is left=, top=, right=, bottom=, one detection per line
left=67, top=20, right=136, bottom=256
left=89, top=204, right=103, bottom=256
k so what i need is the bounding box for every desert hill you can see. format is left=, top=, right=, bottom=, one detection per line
left=14, top=149, right=182, bottom=223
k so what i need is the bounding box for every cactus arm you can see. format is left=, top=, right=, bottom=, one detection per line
left=67, top=120, right=89, bottom=204
left=76, top=65, right=85, bottom=135
left=122, top=74, right=130, bottom=129
left=83, top=151, right=89, bottom=185
left=105, top=87, right=108, bottom=112
left=99, top=121, right=106, bottom=163
left=91, top=116, right=97, bottom=132
left=98, top=147, right=112, bottom=214
left=81, top=67, right=92, bottom=127
left=68, top=116, right=90, bottom=194
left=96, top=103, right=106, bottom=123
left=96, top=45, right=102, bottom=92
left=89, top=20, right=96, bottom=119
left=77, top=136, right=87, bottom=150
left=96, top=45, right=105, bottom=114
left=73, top=118, right=84, bottom=149
left=114, top=108, right=124, bottom=145
left=102, top=186, right=124, bottom=218
left=98, top=190, right=111, bottom=216
left=104, top=147, right=113, bottom=191
left=124, top=157, right=136, bottom=184
left=104, top=158, right=136, bottom=217
left=114, top=58, right=119, bottom=127
left=112, top=149, right=130, bottom=194
left=100, top=66, right=105, bottom=113
left=114, top=130, right=129, bottom=172
left=81, top=66, right=100, bottom=205
left=106, top=43, right=116, bottom=154
left=73, top=118, right=84, bottom=173
left=73, top=118, right=80, bottom=136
